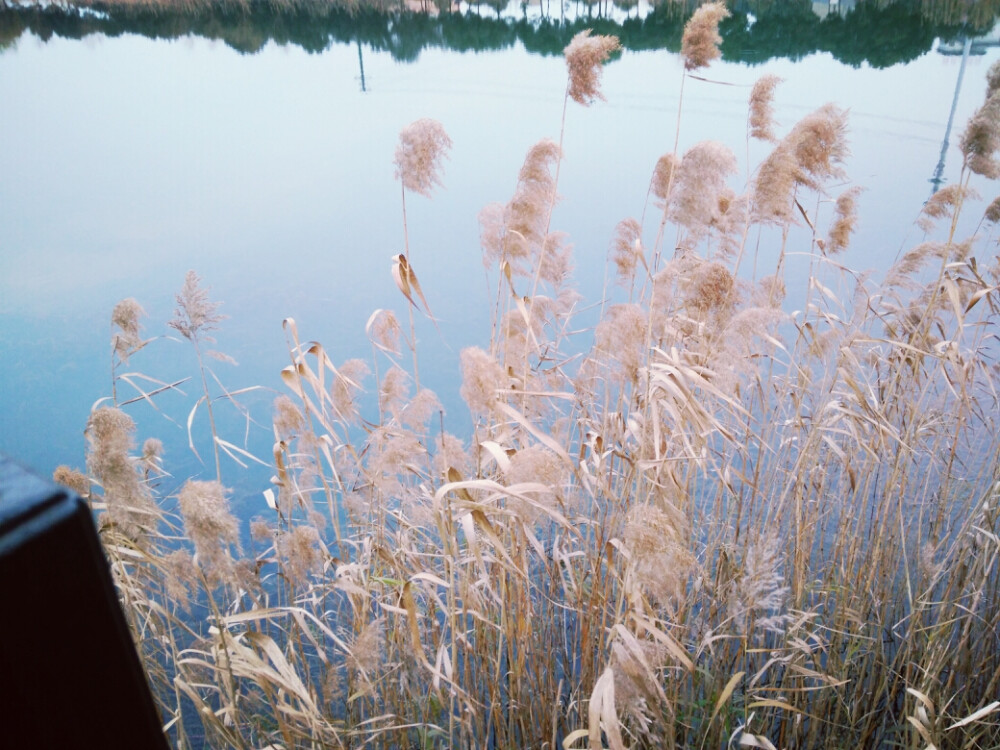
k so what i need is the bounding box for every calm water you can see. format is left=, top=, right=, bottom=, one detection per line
left=2, top=1, right=999, bottom=508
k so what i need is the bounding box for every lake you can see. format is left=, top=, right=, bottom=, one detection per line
left=2, top=0, right=999, bottom=509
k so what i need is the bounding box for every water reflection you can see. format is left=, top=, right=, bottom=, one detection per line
left=2, top=0, right=999, bottom=65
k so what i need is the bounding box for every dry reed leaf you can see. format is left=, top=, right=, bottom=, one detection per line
left=223, top=607, right=351, bottom=652
left=215, top=436, right=269, bottom=468
left=290, top=609, right=328, bottom=665
left=186, top=396, right=205, bottom=464
left=710, top=671, right=745, bottom=728
left=633, top=616, right=694, bottom=673
left=906, top=716, right=937, bottom=749
left=738, top=733, right=778, bottom=750
left=947, top=701, right=1000, bottom=730
left=747, top=698, right=803, bottom=713
left=562, top=728, right=590, bottom=749
left=392, top=254, right=437, bottom=323
left=263, top=488, right=277, bottom=510
left=495, top=402, right=574, bottom=466
left=611, top=624, right=669, bottom=706
left=588, top=667, right=626, bottom=750
left=401, top=581, right=425, bottom=658
left=907, top=687, right=936, bottom=716
left=446, top=466, right=476, bottom=501
left=480, top=440, right=513, bottom=472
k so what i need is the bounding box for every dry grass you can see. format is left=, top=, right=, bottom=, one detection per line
left=53, top=13, right=1000, bottom=750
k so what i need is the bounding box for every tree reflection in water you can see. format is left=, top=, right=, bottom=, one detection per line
left=1, top=0, right=998, bottom=66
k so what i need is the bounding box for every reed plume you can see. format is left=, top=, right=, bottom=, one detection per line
left=749, top=74, right=781, bottom=142
left=169, top=270, right=224, bottom=341
left=681, top=1, right=729, bottom=71
left=86, top=406, right=157, bottom=538
left=111, top=297, right=145, bottom=364
left=825, top=185, right=862, bottom=254
left=177, top=479, right=240, bottom=586
left=985, top=195, right=1000, bottom=223
left=564, top=29, right=620, bottom=106
left=961, top=69, right=1000, bottom=179
left=393, top=118, right=452, bottom=198
left=393, top=119, right=452, bottom=390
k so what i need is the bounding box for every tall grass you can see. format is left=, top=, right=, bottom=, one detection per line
left=54, top=8, right=1000, bottom=749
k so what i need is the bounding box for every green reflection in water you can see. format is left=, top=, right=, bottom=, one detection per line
left=1, top=0, right=998, bottom=65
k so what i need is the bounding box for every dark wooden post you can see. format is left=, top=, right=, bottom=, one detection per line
left=0, top=455, right=170, bottom=750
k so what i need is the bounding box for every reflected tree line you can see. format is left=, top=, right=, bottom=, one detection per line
left=1, top=0, right=998, bottom=66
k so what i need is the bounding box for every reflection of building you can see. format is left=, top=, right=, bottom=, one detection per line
left=811, top=0, right=856, bottom=20
left=937, top=22, right=1000, bottom=55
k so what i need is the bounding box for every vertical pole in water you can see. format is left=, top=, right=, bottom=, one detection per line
left=930, top=35, right=972, bottom=196
left=357, top=39, right=368, bottom=93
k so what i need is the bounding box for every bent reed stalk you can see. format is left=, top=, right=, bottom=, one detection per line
left=52, top=14, right=1000, bottom=750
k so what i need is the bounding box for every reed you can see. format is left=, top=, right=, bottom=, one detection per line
left=54, top=8, right=1000, bottom=749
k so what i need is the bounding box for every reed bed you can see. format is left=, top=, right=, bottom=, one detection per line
left=54, top=5, right=1000, bottom=748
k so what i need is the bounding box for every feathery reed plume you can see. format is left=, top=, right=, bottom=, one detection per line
left=751, top=104, right=848, bottom=226
left=366, top=307, right=402, bottom=354
left=537, top=230, right=574, bottom=287
left=610, top=217, right=644, bottom=287
left=331, top=358, right=368, bottom=425
left=277, top=524, right=323, bottom=586
left=478, top=201, right=506, bottom=269
left=347, top=617, right=385, bottom=676
left=683, top=259, right=735, bottom=313
left=273, top=394, right=305, bottom=439
left=111, top=297, right=145, bottom=364
left=400, top=387, right=441, bottom=430
left=961, top=70, right=1000, bottom=179
left=918, top=184, right=978, bottom=232
left=169, top=270, right=224, bottom=341
left=140, top=437, right=164, bottom=477
left=752, top=140, right=798, bottom=225
left=563, top=29, right=620, bottom=106
left=749, top=74, right=782, bottom=142
left=498, top=138, right=562, bottom=277
left=623, top=502, right=693, bottom=610
left=393, top=118, right=452, bottom=198
left=379, top=365, right=411, bottom=420
left=86, top=406, right=157, bottom=538
left=788, top=102, right=849, bottom=190
left=53, top=465, right=90, bottom=497
left=610, top=632, right=667, bottom=723
left=459, top=346, right=506, bottom=415
left=393, top=120, right=451, bottom=391
left=671, top=140, right=738, bottom=244
left=503, top=444, right=567, bottom=523
left=708, top=188, right=747, bottom=261
left=110, top=297, right=149, bottom=405
left=725, top=531, right=790, bottom=638
left=681, top=1, right=730, bottom=71
left=593, top=303, right=647, bottom=382
left=825, top=186, right=862, bottom=254
left=433, top=432, right=470, bottom=476
left=985, top=195, right=1000, bottom=223
left=650, top=153, right=679, bottom=205
left=170, top=271, right=229, bottom=480
left=177, top=479, right=240, bottom=585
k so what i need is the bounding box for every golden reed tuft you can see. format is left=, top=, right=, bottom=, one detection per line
left=681, top=1, right=730, bottom=71
left=393, top=118, right=452, bottom=197
left=563, top=30, right=620, bottom=106
left=749, top=74, right=782, bottom=142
